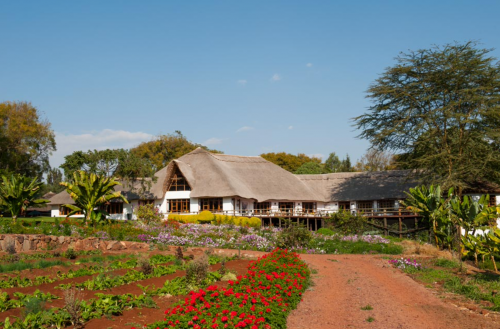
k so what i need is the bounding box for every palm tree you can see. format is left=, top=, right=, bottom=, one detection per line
left=60, top=171, right=128, bottom=226
left=0, top=174, right=49, bottom=222
left=401, top=185, right=450, bottom=248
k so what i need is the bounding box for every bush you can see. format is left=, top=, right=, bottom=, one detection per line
left=169, top=212, right=262, bottom=228
left=325, top=210, right=371, bottom=235
left=276, top=219, right=312, bottom=249
left=185, top=254, right=209, bottom=286
left=135, top=204, right=163, bottom=224
left=197, top=211, right=215, bottom=223
left=138, top=254, right=153, bottom=275
left=64, top=248, right=77, bottom=260
left=317, top=228, right=335, bottom=236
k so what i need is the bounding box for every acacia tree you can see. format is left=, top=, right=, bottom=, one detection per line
left=354, top=42, right=500, bottom=194
left=0, top=174, right=49, bottom=221
left=60, top=171, right=128, bottom=226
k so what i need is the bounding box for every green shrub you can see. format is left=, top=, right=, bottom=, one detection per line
left=135, top=204, right=163, bottom=224
left=64, top=248, right=77, bottom=260
left=276, top=219, right=312, bottom=249
left=325, top=210, right=371, bottom=235
left=317, top=228, right=335, bottom=236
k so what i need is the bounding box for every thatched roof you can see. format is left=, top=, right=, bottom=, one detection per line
left=161, top=148, right=321, bottom=202
left=27, top=192, right=56, bottom=211
left=296, top=170, right=419, bottom=202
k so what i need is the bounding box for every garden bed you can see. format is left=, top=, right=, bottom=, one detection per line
left=0, top=248, right=251, bottom=328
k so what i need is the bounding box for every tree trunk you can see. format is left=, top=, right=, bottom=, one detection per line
left=474, top=253, right=478, bottom=267
left=491, top=255, right=498, bottom=274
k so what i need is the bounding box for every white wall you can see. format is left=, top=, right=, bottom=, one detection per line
left=190, top=198, right=199, bottom=213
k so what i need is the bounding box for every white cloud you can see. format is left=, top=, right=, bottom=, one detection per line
left=306, top=63, right=313, bottom=67
left=288, top=126, right=294, bottom=130
left=236, top=126, right=254, bottom=133
left=237, top=79, right=247, bottom=85
left=270, top=74, right=281, bottom=82
left=51, top=129, right=153, bottom=168
left=203, top=137, right=223, bottom=146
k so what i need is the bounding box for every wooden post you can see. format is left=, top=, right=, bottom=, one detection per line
left=307, top=218, right=310, bottom=231
left=279, top=218, right=281, bottom=228
left=399, top=217, right=403, bottom=239
left=321, top=218, right=324, bottom=230
left=314, top=219, right=318, bottom=231
left=383, top=217, right=388, bottom=236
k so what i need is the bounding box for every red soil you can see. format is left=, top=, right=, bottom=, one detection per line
left=286, top=254, right=500, bottom=329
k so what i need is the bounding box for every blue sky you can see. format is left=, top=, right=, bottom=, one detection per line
left=1, top=1, right=499, bottom=168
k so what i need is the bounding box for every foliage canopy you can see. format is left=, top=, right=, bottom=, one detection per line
left=354, top=42, right=500, bottom=192
left=0, top=102, right=56, bottom=177
left=131, top=131, right=222, bottom=172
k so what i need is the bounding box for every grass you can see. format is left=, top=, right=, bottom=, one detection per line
left=434, top=258, right=459, bottom=268
left=77, top=254, right=130, bottom=264
left=314, top=239, right=403, bottom=255
left=366, top=317, right=375, bottom=322
left=361, top=305, right=373, bottom=310
left=403, top=258, right=500, bottom=311
left=0, top=259, right=68, bottom=273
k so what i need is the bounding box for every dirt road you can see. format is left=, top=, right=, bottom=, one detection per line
left=287, top=254, right=499, bottom=329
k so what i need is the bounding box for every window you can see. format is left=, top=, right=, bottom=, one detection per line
left=169, top=199, right=190, bottom=213
left=168, top=168, right=191, bottom=191
left=254, top=202, right=270, bottom=215
left=302, top=202, right=316, bottom=214
left=199, top=198, right=223, bottom=212
left=279, top=202, right=294, bottom=213
left=99, top=203, right=123, bottom=214
left=59, top=206, right=81, bottom=216
left=377, top=200, right=395, bottom=211
left=357, top=201, right=373, bottom=212
left=489, top=195, right=497, bottom=207
left=338, top=202, right=350, bottom=211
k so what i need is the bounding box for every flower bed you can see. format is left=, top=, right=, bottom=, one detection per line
left=144, top=249, right=310, bottom=329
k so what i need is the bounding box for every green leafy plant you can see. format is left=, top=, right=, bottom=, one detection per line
left=60, top=170, right=129, bottom=226
left=0, top=174, right=49, bottom=222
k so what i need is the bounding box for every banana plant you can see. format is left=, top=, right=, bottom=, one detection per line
left=450, top=194, right=497, bottom=236
left=0, top=174, right=49, bottom=222
left=461, top=234, right=483, bottom=266
left=478, top=228, right=500, bottom=273
left=402, top=185, right=451, bottom=248
left=60, top=171, right=128, bottom=226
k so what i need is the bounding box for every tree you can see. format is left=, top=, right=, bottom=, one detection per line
left=0, top=102, right=56, bottom=177
left=354, top=42, right=500, bottom=194
left=42, top=168, right=65, bottom=194
left=324, top=153, right=342, bottom=173
left=260, top=152, right=322, bottom=173
left=131, top=131, right=222, bottom=172
left=60, top=149, right=156, bottom=195
left=60, top=171, right=128, bottom=226
left=340, top=154, right=353, bottom=172
left=0, top=174, right=49, bottom=221
left=355, top=149, right=395, bottom=172
left=294, top=162, right=326, bottom=174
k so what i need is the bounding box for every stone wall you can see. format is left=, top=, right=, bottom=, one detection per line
left=0, top=234, right=149, bottom=253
